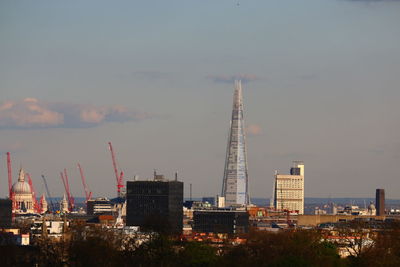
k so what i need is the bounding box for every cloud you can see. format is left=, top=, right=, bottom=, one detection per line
left=0, top=98, right=152, bottom=129
left=207, top=74, right=258, bottom=84
left=246, top=124, right=262, bottom=136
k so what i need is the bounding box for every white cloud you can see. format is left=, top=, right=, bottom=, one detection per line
left=0, top=99, right=152, bottom=129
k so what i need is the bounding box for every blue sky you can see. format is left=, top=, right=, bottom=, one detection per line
left=1, top=0, right=400, bottom=199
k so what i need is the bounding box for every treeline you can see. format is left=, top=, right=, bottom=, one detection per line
left=1, top=224, right=400, bottom=266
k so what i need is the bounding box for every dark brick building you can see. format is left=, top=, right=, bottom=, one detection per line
left=376, top=189, right=385, bottom=216
left=126, top=178, right=183, bottom=234
left=0, top=199, right=12, bottom=228
left=193, top=210, right=249, bottom=234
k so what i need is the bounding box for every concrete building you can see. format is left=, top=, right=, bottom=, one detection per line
left=221, top=80, right=250, bottom=206
left=87, top=198, right=113, bottom=215
left=0, top=199, right=12, bottom=228
left=11, top=168, right=34, bottom=214
left=31, top=219, right=69, bottom=238
left=376, top=189, right=385, bottom=216
left=193, top=210, right=249, bottom=234
left=274, top=161, right=304, bottom=214
left=126, top=174, right=183, bottom=234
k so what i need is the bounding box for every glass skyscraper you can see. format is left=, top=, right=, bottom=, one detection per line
left=221, top=80, right=250, bottom=206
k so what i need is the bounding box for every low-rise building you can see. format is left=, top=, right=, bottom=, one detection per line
left=193, top=210, right=249, bottom=234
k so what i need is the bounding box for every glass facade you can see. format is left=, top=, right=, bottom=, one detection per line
left=222, top=80, right=250, bottom=206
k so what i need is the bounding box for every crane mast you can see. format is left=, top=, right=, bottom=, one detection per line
left=6, top=152, right=13, bottom=199
left=108, top=142, right=124, bottom=198
left=41, top=175, right=56, bottom=213
left=77, top=163, right=92, bottom=202
left=60, top=169, right=75, bottom=212
left=26, top=173, right=40, bottom=213
left=6, top=152, right=16, bottom=213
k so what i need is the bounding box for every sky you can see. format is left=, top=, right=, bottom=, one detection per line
left=1, top=0, right=400, bottom=200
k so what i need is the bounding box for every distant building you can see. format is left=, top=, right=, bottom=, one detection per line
left=126, top=174, right=183, bottom=234
left=274, top=161, right=304, bottom=214
left=87, top=198, right=113, bottom=215
left=31, top=219, right=69, bottom=238
left=60, top=194, right=69, bottom=213
left=40, top=194, right=48, bottom=214
left=0, top=199, right=12, bottom=228
left=202, top=197, right=215, bottom=206
left=193, top=210, right=249, bottom=234
left=11, top=168, right=34, bottom=213
left=221, top=80, right=250, bottom=206
left=376, top=189, right=385, bottom=216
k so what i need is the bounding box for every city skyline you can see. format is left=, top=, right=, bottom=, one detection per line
left=1, top=1, right=400, bottom=199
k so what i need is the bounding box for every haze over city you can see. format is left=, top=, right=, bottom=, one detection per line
left=1, top=0, right=400, bottom=200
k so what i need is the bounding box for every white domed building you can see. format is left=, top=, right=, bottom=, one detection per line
left=12, top=168, right=34, bottom=213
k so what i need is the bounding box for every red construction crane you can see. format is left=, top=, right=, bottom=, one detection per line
left=6, top=152, right=13, bottom=199
left=60, top=169, right=75, bottom=212
left=6, top=152, right=15, bottom=212
left=26, top=173, right=40, bottom=213
left=108, top=142, right=124, bottom=198
left=77, top=163, right=92, bottom=202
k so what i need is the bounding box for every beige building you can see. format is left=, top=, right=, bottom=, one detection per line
left=274, top=161, right=304, bottom=214
left=12, top=168, right=34, bottom=213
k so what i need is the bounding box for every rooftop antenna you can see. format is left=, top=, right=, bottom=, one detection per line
left=175, top=171, right=178, bottom=181
left=190, top=183, right=192, bottom=201
left=153, top=169, right=157, bottom=180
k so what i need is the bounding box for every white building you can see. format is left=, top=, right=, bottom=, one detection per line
left=274, top=161, right=304, bottom=214
left=60, top=194, right=69, bottom=213
left=11, top=168, right=34, bottom=214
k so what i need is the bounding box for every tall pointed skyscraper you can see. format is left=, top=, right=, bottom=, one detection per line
left=221, top=80, right=250, bottom=206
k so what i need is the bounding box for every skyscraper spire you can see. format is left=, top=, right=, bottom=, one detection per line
left=221, top=80, right=250, bottom=206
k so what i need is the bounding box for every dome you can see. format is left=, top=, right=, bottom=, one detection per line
left=12, top=181, right=31, bottom=194
left=11, top=168, right=32, bottom=195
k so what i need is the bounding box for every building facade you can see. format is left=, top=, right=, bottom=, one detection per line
left=0, top=199, right=12, bottom=228
left=11, top=168, right=34, bottom=214
left=376, top=189, right=385, bottom=216
left=221, top=80, right=250, bottom=206
left=274, top=161, right=305, bottom=214
left=126, top=176, right=183, bottom=234
left=86, top=198, right=113, bottom=215
left=193, top=210, right=249, bottom=234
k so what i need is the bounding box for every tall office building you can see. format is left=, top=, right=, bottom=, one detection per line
left=126, top=174, right=183, bottom=234
left=274, top=161, right=305, bottom=214
left=376, top=189, right=385, bottom=216
left=221, top=80, right=250, bottom=206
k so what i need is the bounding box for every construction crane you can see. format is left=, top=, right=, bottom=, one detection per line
left=60, top=169, right=75, bottom=212
left=26, top=173, right=40, bottom=213
left=6, top=152, right=13, bottom=199
left=77, top=163, right=92, bottom=202
left=41, top=175, right=56, bottom=213
left=6, top=152, right=15, bottom=213
left=108, top=142, right=124, bottom=198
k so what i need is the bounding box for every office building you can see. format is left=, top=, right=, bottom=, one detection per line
left=193, top=210, right=249, bottom=234
left=376, top=189, right=385, bottom=216
left=126, top=174, right=183, bottom=234
left=221, top=80, right=250, bottom=206
left=274, top=161, right=305, bottom=214
left=87, top=198, right=113, bottom=215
